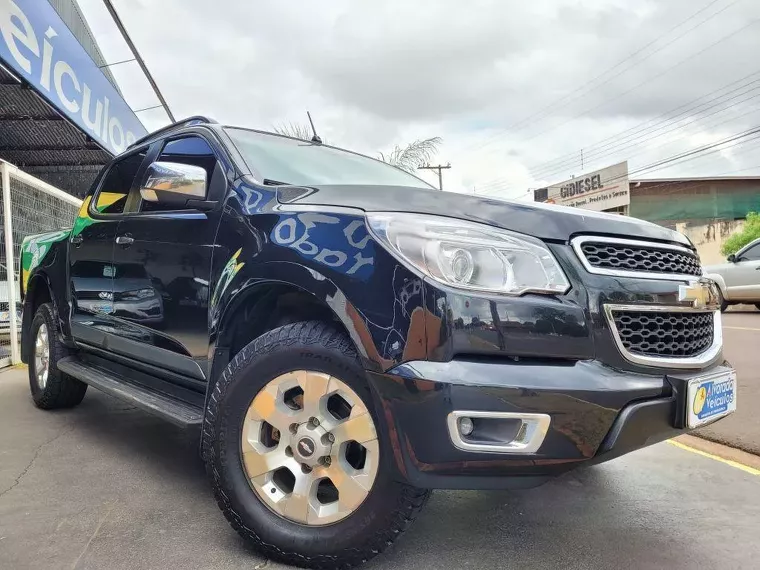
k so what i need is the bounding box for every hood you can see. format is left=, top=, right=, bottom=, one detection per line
left=276, top=185, right=690, bottom=247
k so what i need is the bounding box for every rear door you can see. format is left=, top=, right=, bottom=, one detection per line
left=108, top=135, right=225, bottom=381
left=724, top=242, right=760, bottom=301
left=69, top=147, right=148, bottom=345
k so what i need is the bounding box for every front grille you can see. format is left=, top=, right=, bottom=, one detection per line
left=579, top=241, right=701, bottom=277
left=610, top=310, right=713, bottom=358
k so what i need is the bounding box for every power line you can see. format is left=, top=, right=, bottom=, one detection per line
left=527, top=69, right=760, bottom=172
left=475, top=85, right=760, bottom=195
left=472, top=18, right=760, bottom=194
left=462, top=0, right=738, bottom=155
left=529, top=89, right=760, bottom=180
left=528, top=75, right=760, bottom=177
left=598, top=125, right=760, bottom=184
left=103, top=0, right=175, bottom=123
left=472, top=15, right=760, bottom=197
left=476, top=124, right=760, bottom=197
left=508, top=16, right=760, bottom=149
left=673, top=136, right=760, bottom=175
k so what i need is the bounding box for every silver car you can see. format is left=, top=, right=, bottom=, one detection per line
left=704, top=237, right=760, bottom=311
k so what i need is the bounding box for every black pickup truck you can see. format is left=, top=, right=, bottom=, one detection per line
left=19, top=117, right=736, bottom=569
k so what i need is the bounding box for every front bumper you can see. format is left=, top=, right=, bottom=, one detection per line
left=367, top=358, right=732, bottom=490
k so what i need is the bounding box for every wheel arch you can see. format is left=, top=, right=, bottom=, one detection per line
left=216, top=280, right=356, bottom=359
left=208, top=270, right=383, bottom=402
left=21, top=272, right=61, bottom=363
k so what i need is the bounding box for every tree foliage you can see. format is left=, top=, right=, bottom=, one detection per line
left=721, top=212, right=760, bottom=255
left=378, top=137, right=442, bottom=173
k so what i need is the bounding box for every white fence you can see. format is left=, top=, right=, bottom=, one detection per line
left=0, top=161, right=82, bottom=368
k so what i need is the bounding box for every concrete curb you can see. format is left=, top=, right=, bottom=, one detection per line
left=674, top=434, right=760, bottom=471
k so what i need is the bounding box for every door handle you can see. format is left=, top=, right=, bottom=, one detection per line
left=70, top=235, right=83, bottom=246
left=115, top=235, right=134, bottom=246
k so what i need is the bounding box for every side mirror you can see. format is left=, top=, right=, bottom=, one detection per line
left=727, top=253, right=736, bottom=263
left=140, top=162, right=208, bottom=209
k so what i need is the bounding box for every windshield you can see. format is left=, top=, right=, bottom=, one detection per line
left=224, top=127, right=434, bottom=189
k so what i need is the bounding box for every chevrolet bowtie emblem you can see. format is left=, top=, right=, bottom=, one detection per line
left=678, top=279, right=718, bottom=310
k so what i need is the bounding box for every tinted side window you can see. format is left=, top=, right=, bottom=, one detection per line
left=140, top=136, right=216, bottom=213
left=740, top=244, right=760, bottom=261
left=93, top=150, right=147, bottom=215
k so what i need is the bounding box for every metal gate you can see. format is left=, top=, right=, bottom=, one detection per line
left=0, top=161, right=82, bottom=368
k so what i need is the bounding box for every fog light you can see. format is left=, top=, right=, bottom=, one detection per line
left=458, top=417, right=474, bottom=436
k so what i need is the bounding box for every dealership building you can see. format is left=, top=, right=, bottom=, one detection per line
left=534, top=162, right=760, bottom=265
left=1, top=0, right=147, bottom=196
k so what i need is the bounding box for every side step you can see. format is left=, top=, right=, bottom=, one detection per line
left=57, top=356, right=203, bottom=427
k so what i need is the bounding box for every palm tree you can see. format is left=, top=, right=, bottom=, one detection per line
left=272, top=123, right=442, bottom=174
left=378, top=137, right=442, bottom=173
left=273, top=122, right=317, bottom=141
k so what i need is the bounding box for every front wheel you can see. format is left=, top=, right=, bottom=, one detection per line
left=718, top=289, right=729, bottom=312
left=27, top=303, right=87, bottom=409
left=202, top=321, right=429, bottom=569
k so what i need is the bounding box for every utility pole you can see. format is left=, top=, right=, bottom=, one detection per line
left=102, top=0, right=176, bottom=122
left=418, top=163, right=451, bottom=191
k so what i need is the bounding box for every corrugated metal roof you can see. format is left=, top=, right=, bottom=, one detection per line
left=0, top=65, right=110, bottom=197
left=632, top=176, right=760, bottom=183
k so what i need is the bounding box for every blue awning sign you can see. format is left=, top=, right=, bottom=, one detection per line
left=0, top=0, right=148, bottom=155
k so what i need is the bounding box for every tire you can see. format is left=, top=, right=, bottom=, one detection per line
left=27, top=303, right=87, bottom=409
left=202, top=321, right=430, bottom=569
left=718, top=290, right=729, bottom=312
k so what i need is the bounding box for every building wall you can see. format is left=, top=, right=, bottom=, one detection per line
left=628, top=178, right=759, bottom=264
left=674, top=219, right=744, bottom=265
left=630, top=179, right=760, bottom=222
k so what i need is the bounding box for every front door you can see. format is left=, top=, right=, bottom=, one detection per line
left=69, top=148, right=147, bottom=345
left=108, top=135, right=224, bottom=381
left=723, top=241, right=760, bottom=301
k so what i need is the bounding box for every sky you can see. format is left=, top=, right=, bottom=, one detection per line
left=77, top=0, right=760, bottom=198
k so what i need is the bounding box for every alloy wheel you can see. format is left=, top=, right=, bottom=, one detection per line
left=241, top=370, right=379, bottom=526
left=34, top=323, right=50, bottom=390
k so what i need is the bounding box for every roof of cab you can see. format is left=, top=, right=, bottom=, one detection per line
left=127, top=116, right=218, bottom=150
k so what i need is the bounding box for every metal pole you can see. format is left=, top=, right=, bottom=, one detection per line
left=417, top=164, right=451, bottom=191
left=102, top=0, right=176, bottom=122
left=1, top=164, right=20, bottom=364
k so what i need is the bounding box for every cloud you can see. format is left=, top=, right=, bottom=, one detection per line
left=77, top=0, right=760, bottom=197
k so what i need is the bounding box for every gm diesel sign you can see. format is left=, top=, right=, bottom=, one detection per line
left=542, top=161, right=629, bottom=212
left=0, top=0, right=147, bottom=155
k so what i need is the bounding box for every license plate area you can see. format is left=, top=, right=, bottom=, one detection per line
left=686, top=369, right=737, bottom=428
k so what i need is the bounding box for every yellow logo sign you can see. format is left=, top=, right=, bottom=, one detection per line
left=693, top=386, right=707, bottom=415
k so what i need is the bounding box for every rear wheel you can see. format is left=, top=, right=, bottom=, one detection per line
left=203, top=321, right=429, bottom=569
left=27, top=303, right=87, bottom=409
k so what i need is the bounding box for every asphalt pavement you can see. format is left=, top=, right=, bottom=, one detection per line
left=697, top=310, right=760, bottom=454
left=1, top=368, right=759, bottom=570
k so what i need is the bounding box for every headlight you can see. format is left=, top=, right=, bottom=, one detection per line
left=135, top=288, right=154, bottom=299
left=366, top=212, right=570, bottom=296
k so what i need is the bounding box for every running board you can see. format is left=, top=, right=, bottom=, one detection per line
left=56, top=356, right=203, bottom=427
